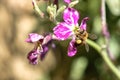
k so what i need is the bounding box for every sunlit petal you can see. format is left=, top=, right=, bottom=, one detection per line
left=26, top=33, right=44, bottom=43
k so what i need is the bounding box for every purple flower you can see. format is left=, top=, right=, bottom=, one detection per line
left=26, top=33, right=53, bottom=64
left=53, top=8, right=88, bottom=57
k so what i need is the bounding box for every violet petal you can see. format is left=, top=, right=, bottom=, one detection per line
left=40, top=45, right=49, bottom=60
left=64, top=0, right=71, bottom=4
left=68, top=39, right=77, bottom=57
left=79, top=17, right=89, bottom=30
left=63, top=8, right=79, bottom=25
left=27, top=50, right=38, bottom=65
left=42, top=34, right=52, bottom=45
left=26, top=33, right=44, bottom=43
left=53, top=22, right=73, bottom=40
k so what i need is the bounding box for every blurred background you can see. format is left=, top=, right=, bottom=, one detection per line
left=0, top=0, right=120, bottom=80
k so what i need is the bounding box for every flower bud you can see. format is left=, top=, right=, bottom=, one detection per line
left=47, top=4, right=57, bottom=20
left=69, top=0, right=79, bottom=7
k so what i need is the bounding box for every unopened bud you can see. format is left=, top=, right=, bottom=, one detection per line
left=47, top=4, right=57, bottom=20
left=69, top=0, right=79, bottom=7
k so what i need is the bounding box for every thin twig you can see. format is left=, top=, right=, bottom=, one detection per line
left=32, top=0, right=44, bottom=18
left=101, top=0, right=114, bottom=60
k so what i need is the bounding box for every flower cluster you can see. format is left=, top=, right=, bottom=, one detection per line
left=26, top=0, right=89, bottom=64
left=26, top=33, right=53, bottom=64
left=53, top=7, right=89, bottom=57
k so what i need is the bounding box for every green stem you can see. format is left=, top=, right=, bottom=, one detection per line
left=86, top=39, right=120, bottom=79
